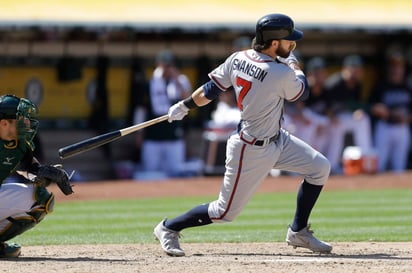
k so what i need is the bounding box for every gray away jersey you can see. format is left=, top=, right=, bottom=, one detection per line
left=209, top=49, right=305, bottom=139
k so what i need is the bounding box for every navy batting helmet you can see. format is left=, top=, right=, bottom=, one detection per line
left=255, top=13, right=303, bottom=44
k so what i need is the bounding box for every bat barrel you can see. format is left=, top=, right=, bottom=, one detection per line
left=58, top=115, right=168, bottom=159
left=59, top=131, right=121, bottom=159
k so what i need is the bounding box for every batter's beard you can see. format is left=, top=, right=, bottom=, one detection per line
left=276, top=47, right=290, bottom=58
left=276, top=42, right=296, bottom=58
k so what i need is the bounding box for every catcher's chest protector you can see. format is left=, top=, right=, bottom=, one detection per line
left=0, top=139, right=26, bottom=183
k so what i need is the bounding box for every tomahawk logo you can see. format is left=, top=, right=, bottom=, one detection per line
left=3, top=157, right=15, bottom=166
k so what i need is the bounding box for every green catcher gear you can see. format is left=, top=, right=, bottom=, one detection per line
left=0, top=185, right=54, bottom=242
left=0, top=94, right=39, bottom=150
left=0, top=242, right=21, bottom=258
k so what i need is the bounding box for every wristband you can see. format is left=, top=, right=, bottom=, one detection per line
left=183, top=96, right=198, bottom=109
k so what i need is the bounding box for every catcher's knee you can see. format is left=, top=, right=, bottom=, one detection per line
left=0, top=186, right=54, bottom=242
left=31, top=185, right=55, bottom=222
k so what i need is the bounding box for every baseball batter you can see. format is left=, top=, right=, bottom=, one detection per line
left=0, top=95, right=73, bottom=258
left=154, top=13, right=332, bottom=256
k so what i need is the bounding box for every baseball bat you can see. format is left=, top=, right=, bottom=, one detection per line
left=58, top=115, right=169, bottom=159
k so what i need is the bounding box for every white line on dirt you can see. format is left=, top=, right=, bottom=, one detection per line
left=259, top=258, right=335, bottom=263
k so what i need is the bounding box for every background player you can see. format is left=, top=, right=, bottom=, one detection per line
left=154, top=13, right=332, bottom=256
left=323, top=55, right=373, bottom=174
left=0, top=94, right=72, bottom=258
left=369, top=51, right=412, bottom=172
left=133, top=50, right=192, bottom=179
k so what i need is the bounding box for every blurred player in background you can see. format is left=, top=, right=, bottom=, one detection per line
left=134, top=50, right=192, bottom=179
left=369, top=51, right=412, bottom=172
left=323, top=55, right=373, bottom=174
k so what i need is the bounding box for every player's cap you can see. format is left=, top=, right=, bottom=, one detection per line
left=256, top=13, right=303, bottom=44
left=343, top=54, right=363, bottom=67
left=387, top=51, right=405, bottom=64
left=306, top=57, right=326, bottom=73
left=233, top=36, right=252, bottom=51
left=156, top=50, right=176, bottom=66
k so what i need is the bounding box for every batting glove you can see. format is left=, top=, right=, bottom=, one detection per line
left=278, top=52, right=299, bottom=66
left=168, top=101, right=189, bottom=122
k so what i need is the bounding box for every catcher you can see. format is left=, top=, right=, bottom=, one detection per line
left=0, top=94, right=73, bottom=258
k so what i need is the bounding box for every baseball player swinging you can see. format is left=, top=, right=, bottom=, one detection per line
left=154, top=13, right=332, bottom=256
left=0, top=94, right=73, bottom=258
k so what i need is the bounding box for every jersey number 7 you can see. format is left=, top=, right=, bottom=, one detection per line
left=236, top=76, right=252, bottom=111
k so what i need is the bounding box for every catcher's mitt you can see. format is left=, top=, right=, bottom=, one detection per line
left=36, top=164, right=74, bottom=195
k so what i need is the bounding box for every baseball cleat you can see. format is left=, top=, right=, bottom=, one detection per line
left=154, top=219, right=185, bottom=257
left=0, top=242, right=21, bottom=258
left=286, top=225, right=332, bottom=253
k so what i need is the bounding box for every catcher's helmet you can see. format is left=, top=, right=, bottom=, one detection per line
left=255, top=13, right=303, bottom=44
left=0, top=94, right=38, bottom=120
left=0, top=94, right=21, bottom=119
left=0, top=94, right=39, bottom=148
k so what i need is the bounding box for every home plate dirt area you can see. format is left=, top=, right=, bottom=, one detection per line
left=3, top=172, right=412, bottom=273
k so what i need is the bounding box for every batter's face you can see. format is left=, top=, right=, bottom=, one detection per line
left=276, top=40, right=296, bottom=58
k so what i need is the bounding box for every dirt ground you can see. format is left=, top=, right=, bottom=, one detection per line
left=3, top=172, right=412, bottom=273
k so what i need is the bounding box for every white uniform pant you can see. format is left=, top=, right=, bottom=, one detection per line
left=142, top=140, right=185, bottom=177
left=208, top=129, right=330, bottom=223
left=325, top=111, right=372, bottom=172
left=283, top=109, right=329, bottom=154
left=0, top=183, right=35, bottom=232
left=374, top=121, right=410, bottom=172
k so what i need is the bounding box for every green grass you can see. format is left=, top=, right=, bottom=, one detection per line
left=16, top=189, right=412, bottom=246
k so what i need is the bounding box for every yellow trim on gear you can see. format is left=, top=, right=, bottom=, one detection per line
left=3, top=140, right=18, bottom=149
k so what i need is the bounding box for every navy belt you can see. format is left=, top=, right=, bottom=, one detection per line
left=254, top=134, right=279, bottom=146
left=239, top=131, right=279, bottom=146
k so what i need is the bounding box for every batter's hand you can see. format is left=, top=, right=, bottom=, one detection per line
left=288, top=52, right=299, bottom=65
left=278, top=52, right=299, bottom=66
left=168, top=101, right=189, bottom=122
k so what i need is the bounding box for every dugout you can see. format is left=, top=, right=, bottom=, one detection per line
left=0, top=1, right=410, bottom=179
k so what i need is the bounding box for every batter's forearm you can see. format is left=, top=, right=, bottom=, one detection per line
left=183, top=87, right=212, bottom=109
left=192, top=87, right=212, bottom=107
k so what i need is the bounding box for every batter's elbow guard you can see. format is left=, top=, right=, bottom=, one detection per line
left=296, top=74, right=309, bottom=101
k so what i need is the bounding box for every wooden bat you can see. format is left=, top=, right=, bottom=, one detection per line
left=58, top=115, right=169, bottom=159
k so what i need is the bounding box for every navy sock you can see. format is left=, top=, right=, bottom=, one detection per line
left=291, top=180, right=323, bottom=232
left=165, top=203, right=212, bottom=231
